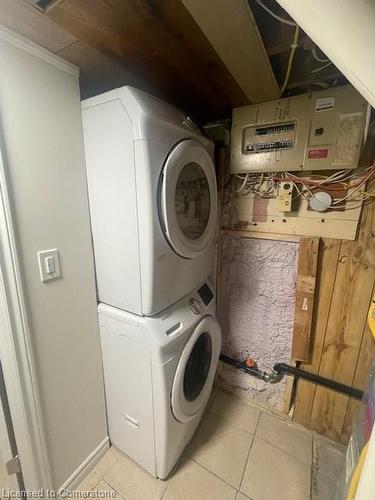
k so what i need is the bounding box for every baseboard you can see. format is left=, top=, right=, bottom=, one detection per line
left=58, top=436, right=110, bottom=493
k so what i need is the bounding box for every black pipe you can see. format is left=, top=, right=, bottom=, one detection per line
left=219, top=354, right=364, bottom=400
left=219, top=354, right=283, bottom=383
left=273, top=363, right=364, bottom=401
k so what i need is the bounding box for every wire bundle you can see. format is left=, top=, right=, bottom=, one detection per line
left=231, top=162, right=375, bottom=211
left=253, top=0, right=333, bottom=91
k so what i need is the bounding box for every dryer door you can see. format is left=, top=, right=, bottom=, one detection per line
left=171, top=316, right=221, bottom=423
left=160, top=139, right=217, bottom=259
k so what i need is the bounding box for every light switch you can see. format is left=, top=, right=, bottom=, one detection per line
left=37, top=249, right=61, bottom=283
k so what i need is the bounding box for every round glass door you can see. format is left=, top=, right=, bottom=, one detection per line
left=175, top=163, right=211, bottom=241
left=160, top=139, right=217, bottom=259
left=183, top=332, right=212, bottom=401
left=171, top=316, right=221, bottom=423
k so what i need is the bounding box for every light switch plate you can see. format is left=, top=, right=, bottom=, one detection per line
left=37, top=249, right=61, bottom=283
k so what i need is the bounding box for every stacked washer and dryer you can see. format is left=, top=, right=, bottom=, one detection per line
left=82, top=87, right=222, bottom=479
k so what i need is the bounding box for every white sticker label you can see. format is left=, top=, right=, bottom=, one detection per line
left=315, top=97, right=335, bottom=112
left=333, top=113, right=363, bottom=165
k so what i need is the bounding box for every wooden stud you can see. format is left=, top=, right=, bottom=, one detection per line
left=221, top=229, right=300, bottom=243
left=291, top=237, right=319, bottom=362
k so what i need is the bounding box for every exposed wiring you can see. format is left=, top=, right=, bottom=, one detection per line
left=308, top=82, right=330, bottom=89
left=235, top=174, right=249, bottom=193
left=330, top=167, right=375, bottom=205
left=253, top=0, right=297, bottom=26
left=281, top=25, right=300, bottom=94
left=311, top=61, right=333, bottom=74
left=311, top=45, right=330, bottom=63
left=251, top=0, right=299, bottom=94
left=230, top=162, right=375, bottom=211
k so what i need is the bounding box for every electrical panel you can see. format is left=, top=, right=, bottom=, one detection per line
left=231, top=85, right=367, bottom=173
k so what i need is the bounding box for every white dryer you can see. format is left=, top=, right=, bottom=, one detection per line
left=82, top=87, right=218, bottom=316
left=98, top=281, right=221, bottom=479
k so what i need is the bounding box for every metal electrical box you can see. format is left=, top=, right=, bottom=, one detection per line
left=231, top=85, right=367, bottom=173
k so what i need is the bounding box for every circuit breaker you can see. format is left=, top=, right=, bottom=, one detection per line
left=231, top=85, right=367, bottom=173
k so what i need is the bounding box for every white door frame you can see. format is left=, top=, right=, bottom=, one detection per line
left=0, top=139, right=53, bottom=490
left=0, top=368, right=18, bottom=491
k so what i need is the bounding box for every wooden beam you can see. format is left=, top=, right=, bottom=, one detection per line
left=180, top=0, right=280, bottom=103
left=47, top=0, right=250, bottom=121
left=291, top=237, right=319, bottom=362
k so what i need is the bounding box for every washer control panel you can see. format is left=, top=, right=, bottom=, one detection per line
left=189, top=298, right=201, bottom=315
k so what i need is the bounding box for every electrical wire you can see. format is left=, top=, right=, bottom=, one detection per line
left=235, top=174, right=249, bottom=193
left=253, top=0, right=297, bottom=26
left=251, top=0, right=299, bottom=94
left=330, top=167, right=375, bottom=205
left=311, top=46, right=330, bottom=63
left=231, top=162, right=375, bottom=211
left=281, top=25, right=300, bottom=94
left=311, top=61, right=333, bottom=74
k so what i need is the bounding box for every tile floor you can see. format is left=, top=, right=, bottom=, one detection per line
left=77, top=389, right=346, bottom=500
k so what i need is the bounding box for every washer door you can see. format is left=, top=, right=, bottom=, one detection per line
left=171, top=316, right=221, bottom=423
left=160, top=139, right=217, bottom=259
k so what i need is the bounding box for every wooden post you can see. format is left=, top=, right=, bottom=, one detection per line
left=291, top=237, right=319, bottom=362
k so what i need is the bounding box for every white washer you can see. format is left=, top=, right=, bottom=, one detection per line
left=98, top=281, right=221, bottom=479
left=82, top=87, right=218, bottom=316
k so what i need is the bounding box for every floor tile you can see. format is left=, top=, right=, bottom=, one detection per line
left=95, top=479, right=123, bottom=499
left=256, top=412, right=312, bottom=464
left=75, top=469, right=101, bottom=492
left=208, top=386, right=220, bottom=408
left=311, top=471, right=338, bottom=500
left=93, top=446, right=120, bottom=477
left=241, top=437, right=311, bottom=500
left=313, top=435, right=346, bottom=480
left=188, top=412, right=253, bottom=488
left=104, top=451, right=167, bottom=500
left=236, top=492, right=253, bottom=500
left=210, top=391, right=261, bottom=434
left=163, top=460, right=236, bottom=500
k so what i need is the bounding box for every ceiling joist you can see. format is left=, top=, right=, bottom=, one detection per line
left=181, top=0, right=280, bottom=103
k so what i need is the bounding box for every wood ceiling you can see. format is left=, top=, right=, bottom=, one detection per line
left=2, top=0, right=346, bottom=123
left=48, top=0, right=252, bottom=121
